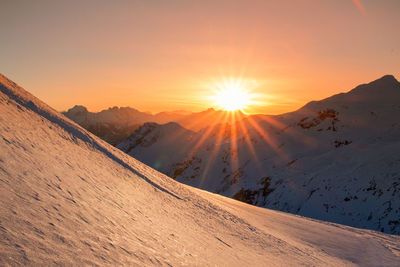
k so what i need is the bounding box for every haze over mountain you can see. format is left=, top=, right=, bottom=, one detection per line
left=62, top=105, right=186, bottom=145
left=2, top=74, right=400, bottom=266
left=63, top=105, right=246, bottom=145
left=118, top=75, right=400, bottom=235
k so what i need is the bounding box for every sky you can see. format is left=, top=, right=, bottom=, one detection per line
left=1, top=0, right=399, bottom=114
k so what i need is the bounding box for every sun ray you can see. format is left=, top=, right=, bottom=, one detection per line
left=187, top=110, right=228, bottom=158
left=256, top=114, right=320, bottom=152
left=153, top=106, right=223, bottom=149
left=178, top=108, right=218, bottom=132
left=199, top=112, right=231, bottom=187
left=229, top=112, right=239, bottom=174
left=236, top=113, right=262, bottom=170
left=245, top=115, right=290, bottom=162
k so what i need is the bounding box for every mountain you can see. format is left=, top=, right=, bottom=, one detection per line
left=118, top=75, right=400, bottom=235
left=63, top=104, right=247, bottom=146
left=62, top=105, right=185, bottom=145
left=117, top=122, right=199, bottom=171
left=176, top=108, right=247, bottom=132
left=1, top=74, right=400, bottom=265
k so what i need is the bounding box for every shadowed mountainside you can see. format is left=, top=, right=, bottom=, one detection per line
left=1, top=73, right=400, bottom=265
left=63, top=104, right=246, bottom=145
left=118, top=75, right=400, bottom=235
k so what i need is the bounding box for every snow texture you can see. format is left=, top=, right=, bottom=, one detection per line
left=1, top=73, right=400, bottom=266
left=119, top=75, right=400, bottom=235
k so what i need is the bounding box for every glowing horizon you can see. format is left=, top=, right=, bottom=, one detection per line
left=1, top=0, right=400, bottom=115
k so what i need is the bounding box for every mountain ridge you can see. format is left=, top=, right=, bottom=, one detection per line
left=63, top=103, right=247, bottom=145
left=3, top=73, right=400, bottom=265
left=1, top=73, right=400, bottom=265
left=119, top=74, right=400, bottom=235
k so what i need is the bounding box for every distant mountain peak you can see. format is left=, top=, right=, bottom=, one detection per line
left=348, top=74, right=400, bottom=97
left=297, top=75, right=400, bottom=113
left=363, top=74, right=399, bottom=87
left=4, top=73, right=399, bottom=266
left=376, top=74, right=398, bottom=82
left=106, top=106, right=139, bottom=111
left=66, top=105, right=88, bottom=114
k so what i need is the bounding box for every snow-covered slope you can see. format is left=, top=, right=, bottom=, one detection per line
left=117, top=122, right=199, bottom=172
left=1, top=74, right=400, bottom=266
left=119, top=75, right=400, bottom=235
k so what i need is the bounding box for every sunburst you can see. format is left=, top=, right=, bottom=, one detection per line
left=212, top=79, right=255, bottom=112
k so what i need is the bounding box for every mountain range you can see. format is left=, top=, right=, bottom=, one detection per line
left=3, top=73, right=400, bottom=265
left=117, top=75, right=400, bottom=235
left=63, top=105, right=245, bottom=145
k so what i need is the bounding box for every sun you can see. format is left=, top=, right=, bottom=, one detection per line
left=213, top=80, right=253, bottom=111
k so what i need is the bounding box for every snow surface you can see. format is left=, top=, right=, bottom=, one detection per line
left=119, top=75, right=400, bottom=235
left=1, top=73, right=400, bottom=266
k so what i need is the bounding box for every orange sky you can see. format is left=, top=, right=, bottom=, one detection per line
left=1, top=0, right=399, bottom=114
